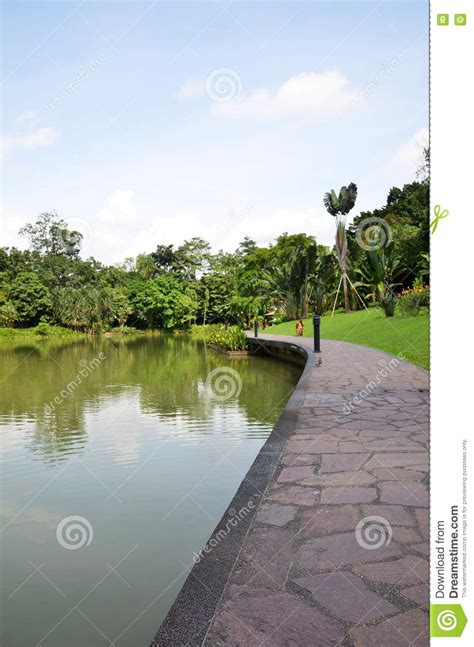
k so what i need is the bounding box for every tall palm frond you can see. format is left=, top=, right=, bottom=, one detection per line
left=339, top=183, right=358, bottom=215
left=323, top=190, right=339, bottom=217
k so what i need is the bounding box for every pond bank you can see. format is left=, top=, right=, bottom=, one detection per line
left=152, top=334, right=429, bottom=646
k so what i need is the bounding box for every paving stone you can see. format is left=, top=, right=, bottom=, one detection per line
left=365, top=453, right=428, bottom=469
left=298, top=505, right=361, bottom=539
left=300, top=471, right=376, bottom=487
left=353, top=555, right=428, bottom=585
left=329, top=428, right=361, bottom=438
left=231, top=526, right=294, bottom=589
left=401, top=584, right=429, bottom=610
left=282, top=453, right=318, bottom=467
left=391, top=526, right=422, bottom=544
left=255, top=503, right=296, bottom=527
left=287, top=439, right=339, bottom=454
left=209, top=587, right=345, bottom=646
left=267, top=485, right=320, bottom=506
left=372, top=467, right=426, bottom=481
left=277, top=465, right=314, bottom=483
left=409, top=464, right=429, bottom=472
left=364, top=441, right=425, bottom=452
left=321, top=453, right=369, bottom=473
left=296, top=532, right=401, bottom=570
left=351, top=609, right=429, bottom=646
left=379, top=482, right=429, bottom=507
left=338, top=441, right=368, bottom=452
left=410, top=542, right=429, bottom=556
left=320, top=486, right=377, bottom=504
left=414, top=508, right=429, bottom=539
left=293, top=572, right=399, bottom=623
left=361, top=505, right=416, bottom=527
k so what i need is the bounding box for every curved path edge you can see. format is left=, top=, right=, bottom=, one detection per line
left=151, top=335, right=429, bottom=647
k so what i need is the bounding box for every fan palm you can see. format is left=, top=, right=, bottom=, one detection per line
left=323, top=182, right=358, bottom=312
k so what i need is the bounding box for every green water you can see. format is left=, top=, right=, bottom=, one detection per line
left=0, top=334, right=300, bottom=646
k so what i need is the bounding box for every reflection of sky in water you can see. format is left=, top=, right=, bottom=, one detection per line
left=0, top=337, right=300, bottom=647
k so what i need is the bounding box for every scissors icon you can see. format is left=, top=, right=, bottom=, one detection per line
left=430, top=205, right=449, bottom=234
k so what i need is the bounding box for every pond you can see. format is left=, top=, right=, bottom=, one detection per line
left=0, top=334, right=301, bottom=646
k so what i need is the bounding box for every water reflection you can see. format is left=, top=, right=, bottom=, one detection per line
left=0, top=334, right=300, bottom=646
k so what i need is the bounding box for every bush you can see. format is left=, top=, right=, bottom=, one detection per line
left=109, top=326, right=143, bottom=335
left=398, top=285, right=429, bottom=317
left=36, top=322, right=52, bottom=336
left=207, top=325, right=248, bottom=351
left=0, top=303, right=18, bottom=328
left=398, top=293, right=420, bottom=317
left=378, top=292, right=397, bottom=317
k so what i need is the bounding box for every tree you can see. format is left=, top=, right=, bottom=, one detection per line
left=174, top=238, right=211, bottom=281
left=151, top=245, right=176, bottom=274
left=323, top=183, right=358, bottom=312
left=10, top=272, right=52, bottom=326
left=129, top=275, right=197, bottom=329
left=355, top=242, right=402, bottom=304
left=19, top=212, right=83, bottom=259
left=111, top=288, right=132, bottom=328
left=0, top=303, right=18, bottom=327
left=136, top=253, right=156, bottom=279
left=55, top=287, right=113, bottom=333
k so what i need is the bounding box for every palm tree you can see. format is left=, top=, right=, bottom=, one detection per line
left=323, top=183, right=358, bottom=312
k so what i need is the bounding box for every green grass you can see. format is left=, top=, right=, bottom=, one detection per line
left=0, top=325, right=82, bottom=340
left=266, top=307, right=429, bottom=369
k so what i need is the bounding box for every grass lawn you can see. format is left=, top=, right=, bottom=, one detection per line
left=265, top=307, right=429, bottom=369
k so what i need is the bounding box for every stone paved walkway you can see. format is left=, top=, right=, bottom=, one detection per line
left=203, top=335, right=429, bottom=646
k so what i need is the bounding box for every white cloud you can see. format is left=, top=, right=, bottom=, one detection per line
left=0, top=126, right=61, bottom=156
left=388, top=127, right=429, bottom=179
left=14, top=111, right=40, bottom=126
left=177, top=79, right=205, bottom=101
left=211, top=70, right=358, bottom=120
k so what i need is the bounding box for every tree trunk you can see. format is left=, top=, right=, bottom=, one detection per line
left=342, top=271, right=351, bottom=313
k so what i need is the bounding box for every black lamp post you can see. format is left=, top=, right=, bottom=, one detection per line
left=312, top=315, right=321, bottom=353
left=254, top=318, right=259, bottom=338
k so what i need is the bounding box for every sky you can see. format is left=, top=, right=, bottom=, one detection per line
left=1, top=0, right=429, bottom=265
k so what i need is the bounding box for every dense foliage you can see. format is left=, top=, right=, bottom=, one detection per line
left=207, top=325, right=249, bottom=351
left=1, top=171, right=429, bottom=333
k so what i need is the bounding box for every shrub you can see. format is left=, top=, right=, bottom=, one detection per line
left=398, top=293, right=421, bottom=317
left=109, top=326, right=142, bottom=335
left=398, top=285, right=429, bottom=317
left=207, top=325, right=248, bottom=351
left=36, top=322, right=51, bottom=336
left=0, top=303, right=18, bottom=328
left=378, top=292, right=397, bottom=317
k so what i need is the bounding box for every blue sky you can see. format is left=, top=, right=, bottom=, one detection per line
left=1, top=0, right=428, bottom=264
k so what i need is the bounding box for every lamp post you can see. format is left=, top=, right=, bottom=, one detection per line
left=254, top=318, right=259, bottom=338
left=313, top=315, right=321, bottom=353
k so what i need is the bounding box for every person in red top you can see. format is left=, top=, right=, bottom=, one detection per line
left=296, top=320, right=304, bottom=336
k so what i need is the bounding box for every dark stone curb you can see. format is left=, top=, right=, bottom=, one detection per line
left=150, top=338, right=316, bottom=647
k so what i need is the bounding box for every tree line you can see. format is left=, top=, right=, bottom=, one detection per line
left=0, top=172, right=429, bottom=333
